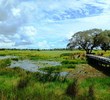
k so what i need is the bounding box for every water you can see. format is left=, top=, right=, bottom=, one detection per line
left=0, top=56, right=17, bottom=59
left=0, top=55, right=68, bottom=76
left=10, top=60, right=39, bottom=72
left=10, top=60, right=61, bottom=72
left=60, top=72, right=69, bottom=76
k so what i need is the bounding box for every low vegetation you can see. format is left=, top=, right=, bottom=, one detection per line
left=0, top=50, right=110, bottom=99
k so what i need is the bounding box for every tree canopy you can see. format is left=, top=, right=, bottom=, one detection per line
left=98, top=30, right=110, bottom=51
left=67, top=29, right=110, bottom=53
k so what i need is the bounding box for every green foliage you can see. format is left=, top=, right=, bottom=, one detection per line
left=60, top=53, right=73, bottom=57
left=0, top=59, right=11, bottom=68
left=67, top=29, right=110, bottom=53
left=11, top=57, right=19, bottom=61
left=0, top=50, right=110, bottom=99
left=61, top=59, right=87, bottom=65
left=88, top=84, right=95, bottom=100
left=67, top=28, right=102, bottom=53
left=67, top=64, right=76, bottom=68
left=0, top=54, right=6, bottom=56
left=17, top=76, right=29, bottom=89
left=66, top=79, right=78, bottom=99
left=98, top=30, right=110, bottom=51
left=40, top=66, right=62, bottom=72
left=35, top=67, right=69, bottom=83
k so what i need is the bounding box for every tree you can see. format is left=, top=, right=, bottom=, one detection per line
left=98, top=30, right=110, bottom=52
left=67, top=29, right=102, bottom=54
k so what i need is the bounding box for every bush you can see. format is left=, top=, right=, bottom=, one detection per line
left=36, top=68, right=61, bottom=82
left=61, top=60, right=87, bottom=65
left=0, top=59, right=11, bottom=68
left=0, top=54, right=6, bottom=56
left=66, top=64, right=76, bottom=68
left=60, top=53, right=73, bottom=57
left=88, top=84, right=95, bottom=100
left=11, top=58, right=19, bottom=61
left=66, top=79, right=78, bottom=99
left=40, top=66, right=61, bottom=72
left=17, top=76, right=29, bottom=89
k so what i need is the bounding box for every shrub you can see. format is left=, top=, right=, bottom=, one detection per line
left=40, top=66, right=61, bottom=72
left=66, top=64, right=76, bottom=68
left=60, top=53, right=73, bottom=57
left=88, top=84, right=95, bottom=100
left=61, top=60, right=87, bottom=65
left=0, top=54, right=6, bottom=56
left=17, top=76, right=29, bottom=89
left=66, top=79, right=78, bottom=99
left=0, top=59, right=11, bottom=68
left=11, top=58, right=19, bottom=61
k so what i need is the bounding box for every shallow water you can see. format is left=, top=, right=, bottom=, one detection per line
left=0, top=56, right=17, bottom=59
left=10, top=60, right=39, bottom=72
left=0, top=55, right=68, bottom=76
left=10, top=60, right=61, bottom=72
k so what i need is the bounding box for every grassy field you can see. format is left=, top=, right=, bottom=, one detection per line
left=0, top=50, right=110, bottom=100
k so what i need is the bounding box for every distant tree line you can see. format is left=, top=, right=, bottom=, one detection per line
left=0, top=48, right=68, bottom=51
left=67, top=29, right=110, bottom=54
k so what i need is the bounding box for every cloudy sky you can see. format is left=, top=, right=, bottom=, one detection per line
left=0, top=0, right=110, bottom=49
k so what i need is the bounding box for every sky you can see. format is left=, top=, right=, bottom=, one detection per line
left=0, top=0, right=110, bottom=49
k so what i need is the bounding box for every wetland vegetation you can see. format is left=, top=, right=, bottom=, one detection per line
left=0, top=50, right=110, bottom=100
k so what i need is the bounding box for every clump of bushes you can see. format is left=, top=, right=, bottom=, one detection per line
left=0, top=54, right=6, bottom=56
left=65, top=64, right=76, bottom=68
left=0, top=59, right=11, bottom=68
left=60, top=53, right=73, bottom=57
left=17, top=76, right=29, bottom=89
left=40, top=66, right=62, bottom=72
left=66, top=79, right=78, bottom=99
left=88, top=84, right=95, bottom=100
left=36, top=66, right=69, bottom=83
left=11, top=58, right=19, bottom=61
left=61, top=59, right=87, bottom=65
left=36, top=68, right=61, bottom=82
left=60, top=52, right=86, bottom=60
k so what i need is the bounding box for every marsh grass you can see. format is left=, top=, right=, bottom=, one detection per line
left=66, top=79, right=78, bottom=99
left=11, top=57, right=19, bottom=61
left=88, top=84, right=95, bottom=100
left=61, top=59, right=87, bottom=65
left=0, top=59, right=71, bottom=100
left=35, top=67, right=69, bottom=83
left=0, top=50, right=110, bottom=99
left=17, top=76, right=29, bottom=89
left=0, top=59, right=11, bottom=68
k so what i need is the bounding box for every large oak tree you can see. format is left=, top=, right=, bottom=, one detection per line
left=67, top=29, right=102, bottom=54
left=98, top=30, right=110, bottom=52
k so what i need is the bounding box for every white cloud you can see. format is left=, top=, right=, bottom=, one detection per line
left=19, top=26, right=37, bottom=42
left=0, top=42, right=14, bottom=48
left=37, top=40, right=50, bottom=49
left=0, top=0, right=110, bottom=49
left=22, top=26, right=37, bottom=37
left=11, top=8, right=21, bottom=16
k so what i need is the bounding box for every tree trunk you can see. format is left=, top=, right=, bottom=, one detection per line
left=86, top=49, right=92, bottom=54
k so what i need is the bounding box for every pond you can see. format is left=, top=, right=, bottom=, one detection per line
left=10, top=60, right=61, bottom=72
left=0, top=55, right=69, bottom=76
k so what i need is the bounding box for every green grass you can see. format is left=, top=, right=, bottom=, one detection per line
left=0, top=58, right=11, bottom=68
left=79, top=77, right=110, bottom=99
left=0, top=67, right=72, bottom=100
left=0, top=50, right=110, bottom=99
